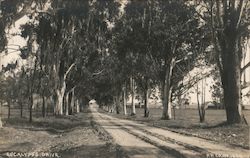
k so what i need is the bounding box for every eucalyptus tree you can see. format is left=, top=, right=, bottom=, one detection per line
left=20, top=0, right=122, bottom=116
left=192, top=0, right=250, bottom=124
left=114, top=0, right=202, bottom=118
left=136, top=0, right=201, bottom=120
left=211, top=0, right=250, bottom=124
left=22, top=0, right=92, bottom=115
left=114, top=0, right=159, bottom=116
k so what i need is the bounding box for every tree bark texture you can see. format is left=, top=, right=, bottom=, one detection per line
left=221, top=36, right=242, bottom=123
left=65, top=92, right=69, bottom=115
left=54, top=76, right=67, bottom=115
left=7, top=101, right=10, bottom=119
left=42, top=96, right=46, bottom=117
left=123, top=83, right=127, bottom=115
left=20, top=102, right=23, bottom=118
left=162, top=58, right=175, bottom=120
left=211, top=0, right=245, bottom=124
left=144, top=78, right=149, bottom=117
left=0, top=101, right=2, bottom=127
left=130, top=77, right=136, bottom=115
left=76, top=99, right=80, bottom=113
left=29, top=95, right=33, bottom=122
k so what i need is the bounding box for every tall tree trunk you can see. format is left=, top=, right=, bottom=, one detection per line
left=0, top=101, right=2, bottom=127
left=202, top=78, right=206, bottom=122
left=55, top=81, right=66, bottom=115
left=115, top=93, right=121, bottom=114
left=55, top=89, right=64, bottom=115
left=76, top=99, right=80, bottom=113
left=42, top=96, right=46, bottom=118
left=20, top=102, right=23, bottom=118
left=65, top=92, right=69, bottom=115
left=70, top=89, right=75, bottom=114
left=162, top=58, right=175, bottom=120
left=211, top=1, right=244, bottom=124
left=130, top=77, right=136, bottom=115
left=144, top=78, right=149, bottom=117
left=123, top=83, right=127, bottom=115
left=220, top=31, right=242, bottom=124
left=29, top=95, right=33, bottom=123
left=197, top=83, right=205, bottom=123
left=197, top=84, right=202, bottom=122
left=168, top=86, right=173, bottom=119
left=7, top=101, right=10, bottom=119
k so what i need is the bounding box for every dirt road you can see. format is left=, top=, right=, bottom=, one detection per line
left=91, top=106, right=250, bottom=158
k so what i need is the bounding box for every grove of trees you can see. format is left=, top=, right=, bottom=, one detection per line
left=0, top=0, right=249, bottom=125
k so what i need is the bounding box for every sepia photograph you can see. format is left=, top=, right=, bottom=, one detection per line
left=0, top=0, right=249, bottom=157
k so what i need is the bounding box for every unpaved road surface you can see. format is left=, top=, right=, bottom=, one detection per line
left=91, top=106, right=250, bottom=158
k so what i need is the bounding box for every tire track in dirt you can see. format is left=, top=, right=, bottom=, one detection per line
left=97, top=113, right=202, bottom=158
left=91, top=110, right=176, bottom=158
left=95, top=110, right=250, bottom=158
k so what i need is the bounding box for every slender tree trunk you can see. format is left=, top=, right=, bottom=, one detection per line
left=0, top=101, right=2, bottom=127
left=168, top=86, right=173, bottom=119
left=196, top=84, right=202, bottom=122
left=65, top=92, right=69, bottom=115
left=202, top=78, right=206, bottom=122
left=20, top=102, right=23, bottom=118
left=197, top=81, right=205, bottom=123
left=42, top=96, right=46, bottom=118
left=55, top=90, right=64, bottom=115
left=7, top=101, right=10, bottom=119
left=115, top=95, right=120, bottom=114
left=29, top=95, right=33, bottom=123
left=70, top=89, right=75, bottom=114
left=130, top=77, right=136, bottom=115
left=123, top=83, right=127, bottom=115
left=144, top=78, right=149, bottom=117
left=55, top=80, right=66, bottom=115
left=162, top=58, right=175, bottom=120
left=76, top=99, right=80, bottom=113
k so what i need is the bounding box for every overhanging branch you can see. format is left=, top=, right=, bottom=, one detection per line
left=64, top=63, right=75, bottom=80
left=241, top=61, right=250, bottom=74
left=92, top=69, right=104, bottom=76
left=236, top=0, right=247, bottom=29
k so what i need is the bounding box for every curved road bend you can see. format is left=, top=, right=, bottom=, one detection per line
left=90, top=105, right=250, bottom=158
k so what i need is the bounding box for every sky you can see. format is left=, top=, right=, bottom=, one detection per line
left=0, top=15, right=30, bottom=69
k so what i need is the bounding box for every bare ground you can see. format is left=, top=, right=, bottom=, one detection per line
left=0, top=109, right=123, bottom=158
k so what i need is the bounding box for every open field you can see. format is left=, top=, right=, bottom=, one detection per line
left=101, top=107, right=250, bottom=149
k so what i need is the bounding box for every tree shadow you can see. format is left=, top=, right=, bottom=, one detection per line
left=0, top=142, right=34, bottom=158
left=2, top=111, right=94, bottom=134
left=54, top=144, right=175, bottom=158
